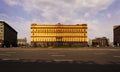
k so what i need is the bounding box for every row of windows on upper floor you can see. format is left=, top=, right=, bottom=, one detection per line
left=31, top=36, right=87, bottom=38
left=0, top=27, right=3, bottom=29
left=31, top=38, right=87, bottom=42
left=31, top=29, right=87, bottom=33
left=31, top=28, right=87, bottom=31
left=0, top=24, right=3, bottom=26
left=0, top=34, right=3, bottom=36
left=31, top=40, right=87, bottom=42
left=31, top=37, right=87, bottom=40
left=31, top=33, right=87, bottom=36
left=0, top=30, right=3, bottom=32
left=0, top=36, right=3, bottom=39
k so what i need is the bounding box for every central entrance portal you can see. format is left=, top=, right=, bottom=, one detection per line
left=56, top=37, right=62, bottom=47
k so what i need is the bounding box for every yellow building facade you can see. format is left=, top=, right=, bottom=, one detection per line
left=31, top=23, right=88, bottom=47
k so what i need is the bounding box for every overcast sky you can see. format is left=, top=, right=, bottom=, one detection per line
left=0, top=0, right=120, bottom=43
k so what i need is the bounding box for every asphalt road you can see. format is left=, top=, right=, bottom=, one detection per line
left=0, top=47, right=120, bottom=64
left=0, top=47, right=120, bottom=72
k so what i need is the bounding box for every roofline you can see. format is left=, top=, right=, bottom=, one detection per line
left=113, top=25, right=120, bottom=30
left=0, top=21, right=17, bottom=33
left=31, top=23, right=87, bottom=26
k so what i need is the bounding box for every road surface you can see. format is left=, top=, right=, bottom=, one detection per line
left=0, top=47, right=120, bottom=64
left=0, top=47, right=120, bottom=72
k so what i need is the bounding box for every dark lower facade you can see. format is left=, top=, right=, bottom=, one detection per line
left=31, top=41, right=88, bottom=48
left=114, top=25, right=120, bottom=47
left=0, top=38, right=17, bottom=48
left=2, top=40, right=17, bottom=47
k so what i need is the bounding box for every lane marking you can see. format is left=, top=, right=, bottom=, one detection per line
left=2, top=59, right=10, bottom=60
left=23, top=50, right=35, bottom=52
left=45, top=61, right=53, bottom=63
left=113, top=56, right=120, bottom=58
left=54, top=59, right=73, bottom=62
left=48, top=52, right=58, bottom=54
left=94, top=53, right=106, bottom=55
left=5, top=52, right=16, bottom=54
left=51, top=55, right=66, bottom=57
left=109, top=49, right=120, bottom=51
left=2, top=58, right=20, bottom=60
left=0, top=54, right=11, bottom=56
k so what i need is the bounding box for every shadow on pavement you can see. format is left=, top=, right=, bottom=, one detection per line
left=0, top=60, right=120, bottom=72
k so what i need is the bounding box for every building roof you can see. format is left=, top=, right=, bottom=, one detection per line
left=0, top=21, right=17, bottom=33
left=92, top=37, right=108, bottom=41
left=31, top=23, right=87, bottom=26
left=113, top=25, right=120, bottom=30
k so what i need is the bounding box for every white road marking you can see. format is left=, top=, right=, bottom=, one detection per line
left=2, top=58, right=20, bottom=60
left=2, top=59, right=10, bottom=60
left=22, top=50, right=33, bottom=52
left=94, top=53, right=106, bottom=55
left=48, top=52, right=58, bottom=54
left=0, top=54, right=11, bottom=56
left=5, top=52, right=16, bottom=54
left=113, top=56, right=120, bottom=58
left=51, top=55, right=66, bottom=57
left=109, top=49, right=120, bottom=51
left=46, top=61, right=53, bottom=63
left=54, top=59, right=73, bottom=62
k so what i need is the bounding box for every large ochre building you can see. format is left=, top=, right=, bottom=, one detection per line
left=31, top=23, right=88, bottom=47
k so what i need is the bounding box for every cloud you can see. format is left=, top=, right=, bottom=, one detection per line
left=84, top=12, right=90, bottom=18
left=87, top=20, right=113, bottom=40
left=3, top=0, right=116, bottom=42
left=107, top=13, right=112, bottom=18
left=4, top=0, right=21, bottom=6
left=0, top=13, right=31, bottom=42
left=4, top=0, right=115, bottom=15
left=4, top=0, right=115, bottom=24
left=0, top=14, right=9, bottom=20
